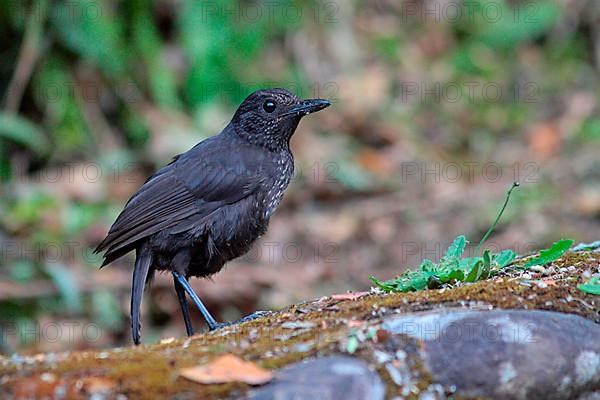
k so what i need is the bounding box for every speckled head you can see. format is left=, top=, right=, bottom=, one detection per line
left=231, top=88, right=331, bottom=151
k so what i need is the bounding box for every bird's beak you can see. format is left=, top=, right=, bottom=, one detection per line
left=287, top=99, right=331, bottom=117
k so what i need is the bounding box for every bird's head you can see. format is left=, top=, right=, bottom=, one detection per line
left=231, top=88, right=331, bottom=150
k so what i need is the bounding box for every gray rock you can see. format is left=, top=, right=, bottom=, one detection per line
left=382, top=309, right=600, bottom=400
left=247, top=356, right=385, bottom=400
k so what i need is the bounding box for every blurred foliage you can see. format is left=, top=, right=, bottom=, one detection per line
left=0, top=0, right=598, bottom=352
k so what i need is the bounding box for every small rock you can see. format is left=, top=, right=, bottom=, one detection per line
left=536, top=280, right=548, bottom=289
left=247, top=356, right=385, bottom=400
left=372, top=350, right=392, bottom=364
left=291, top=343, right=313, bottom=353
left=530, top=265, right=546, bottom=273
left=382, top=309, right=600, bottom=399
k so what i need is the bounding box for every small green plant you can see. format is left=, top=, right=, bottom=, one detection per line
left=577, top=277, right=600, bottom=296
left=370, top=183, right=576, bottom=293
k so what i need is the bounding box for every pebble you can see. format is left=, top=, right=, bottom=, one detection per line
left=373, top=350, right=392, bottom=364
left=281, top=321, right=315, bottom=330
left=530, top=265, right=546, bottom=273
left=536, top=281, right=548, bottom=289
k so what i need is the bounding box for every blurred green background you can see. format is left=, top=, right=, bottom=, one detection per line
left=0, top=0, right=598, bottom=352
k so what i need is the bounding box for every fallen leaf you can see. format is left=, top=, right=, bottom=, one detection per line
left=331, top=291, right=369, bottom=301
left=179, top=354, right=272, bottom=385
left=80, top=377, right=116, bottom=395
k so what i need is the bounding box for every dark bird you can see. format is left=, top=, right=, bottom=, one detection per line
left=95, top=88, right=331, bottom=344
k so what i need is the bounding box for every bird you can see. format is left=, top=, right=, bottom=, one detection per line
left=94, top=88, right=331, bottom=344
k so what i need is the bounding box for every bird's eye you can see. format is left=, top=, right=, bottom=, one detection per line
left=263, top=100, right=276, bottom=113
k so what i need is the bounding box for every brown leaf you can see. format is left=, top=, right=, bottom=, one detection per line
left=79, top=376, right=116, bottom=395
left=179, top=354, right=272, bottom=385
left=331, top=291, right=369, bottom=301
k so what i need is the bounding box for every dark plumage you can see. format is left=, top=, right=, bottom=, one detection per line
left=94, top=89, right=330, bottom=344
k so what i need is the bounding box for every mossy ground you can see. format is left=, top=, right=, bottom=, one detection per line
left=1, top=251, right=598, bottom=399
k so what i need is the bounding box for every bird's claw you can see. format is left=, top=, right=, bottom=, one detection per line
left=238, top=310, right=270, bottom=323
left=209, top=310, right=270, bottom=330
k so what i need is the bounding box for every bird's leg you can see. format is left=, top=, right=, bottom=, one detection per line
left=171, top=271, right=220, bottom=330
left=173, top=275, right=194, bottom=336
left=172, top=271, right=270, bottom=331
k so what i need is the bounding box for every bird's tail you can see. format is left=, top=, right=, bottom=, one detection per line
left=131, top=246, right=152, bottom=345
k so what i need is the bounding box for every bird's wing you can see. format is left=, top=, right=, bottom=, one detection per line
left=95, top=137, right=267, bottom=265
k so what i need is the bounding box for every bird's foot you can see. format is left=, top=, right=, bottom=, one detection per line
left=209, top=310, right=270, bottom=330
left=237, top=310, right=270, bottom=323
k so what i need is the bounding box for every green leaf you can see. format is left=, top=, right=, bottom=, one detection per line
left=420, top=259, right=435, bottom=271
left=442, top=268, right=465, bottom=282
left=524, top=239, right=574, bottom=268
left=444, top=235, right=467, bottom=259
left=495, top=250, right=517, bottom=268
left=459, top=257, right=481, bottom=271
left=409, top=274, right=430, bottom=291
left=480, top=250, right=491, bottom=279
left=466, top=260, right=483, bottom=282
left=369, top=276, right=393, bottom=292
left=577, top=277, right=600, bottom=296
left=0, top=112, right=50, bottom=156
left=346, top=335, right=358, bottom=354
